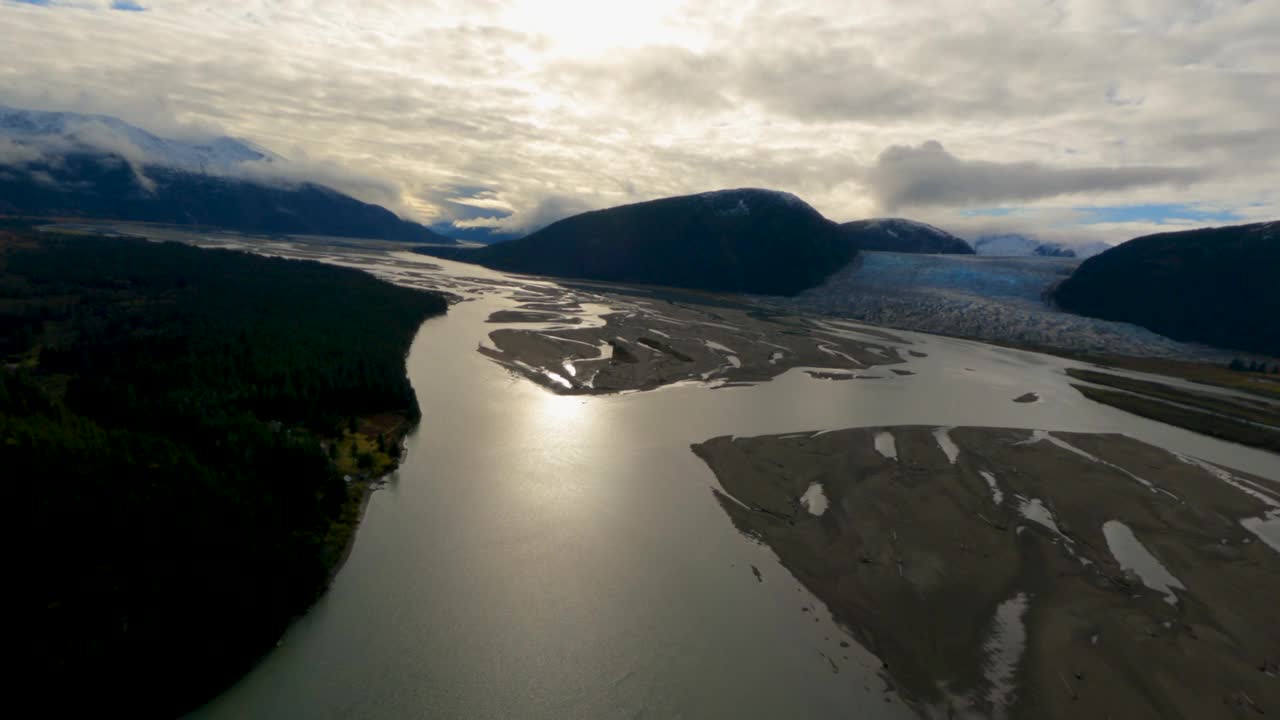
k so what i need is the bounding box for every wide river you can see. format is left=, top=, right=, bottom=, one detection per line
left=182, top=238, right=1278, bottom=719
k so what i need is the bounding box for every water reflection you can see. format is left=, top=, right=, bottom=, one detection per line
left=175, top=236, right=1279, bottom=720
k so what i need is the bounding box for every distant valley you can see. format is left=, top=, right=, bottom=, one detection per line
left=2, top=104, right=1275, bottom=360
left=416, top=186, right=1275, bottom=361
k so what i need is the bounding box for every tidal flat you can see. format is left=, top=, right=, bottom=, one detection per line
left=475, top=282, right=911, bottom=394
left=694, top=426, right=1280, bottom=719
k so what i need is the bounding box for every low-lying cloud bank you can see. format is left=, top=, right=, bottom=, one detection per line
left=866, top=141, right=1206, bottom=212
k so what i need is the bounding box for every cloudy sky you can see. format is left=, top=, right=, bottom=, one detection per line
left=2, top=0, right=1277, bottom=243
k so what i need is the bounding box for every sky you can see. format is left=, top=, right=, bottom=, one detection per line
left=1, top=0, right=1277, bottom=244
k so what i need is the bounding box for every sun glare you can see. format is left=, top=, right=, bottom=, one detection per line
left=498, top=0, right=695, bottom=56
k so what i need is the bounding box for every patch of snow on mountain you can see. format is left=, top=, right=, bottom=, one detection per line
left=972, top=232, right=1112, bottom=259
left=715, top=199, right=750, bottom=217
left=973, top=233, right=1049, bottom=256
left=697, top=188, right=813, bottom=214
left=864, top=217, right=954, bottom=238
left=0, top=105, right=277, bottom=173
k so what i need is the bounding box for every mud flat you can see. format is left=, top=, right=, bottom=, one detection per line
left=478, top=286, right=911, bottom=394
left=693, top=426, right=1280, bottom=719
left=486, top=309, right=582, bottom=324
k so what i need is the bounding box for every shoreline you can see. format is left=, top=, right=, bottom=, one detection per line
left=323, top=423, right=416, bottom=587
left=194, top=413, right=424, bottom=716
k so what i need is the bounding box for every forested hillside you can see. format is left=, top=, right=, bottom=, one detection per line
left=3, top=224, right=447, bottom=717
left=1054, top=221, right=1279, bottom=356
left=419, top=189, right=856, bottom=295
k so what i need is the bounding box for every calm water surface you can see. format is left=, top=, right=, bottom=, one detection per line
left=184, top=244, right=1277, bottom=720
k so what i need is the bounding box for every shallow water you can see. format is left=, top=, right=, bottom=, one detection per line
left=800, top=483, right=829, bottom=516
left=1016, top=497, right=1063, bottom=536
left=981, top=592, right=1031, bottom=718
left=980, top=471, right=1005, bottom=506
left=1101, top=520, right=1186, bottom=605
left=165, top=237, right=1280, bottom=720
left=875, top=431, right=899, bottom=460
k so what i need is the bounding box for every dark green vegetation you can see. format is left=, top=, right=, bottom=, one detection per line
left=838, top=218, right=974, bottom=254
left=0, top=153, right=453, bottom=243
left=1066, top=368, right=1280, bottom=453
left=3, top=225, right=447, bottom=717
left=1229, top=357, right=1280, bottom=374
left=1066, top=368, right=1280, bottom=428
left=1054, top=221, right=1279, bottom=356
left=1023, top=350, right=1280, bottom=402
left=418, top=189, right=857, bottom=295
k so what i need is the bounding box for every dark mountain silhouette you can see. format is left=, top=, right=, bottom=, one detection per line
left=1054, top=221, right=1280, bottom=356
left=418, top=189, right=857, bottom=295
left=839, top=218, right=974, bottom=254
left=0, top=153, right=451, bottom=243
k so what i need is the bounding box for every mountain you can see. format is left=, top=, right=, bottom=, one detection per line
left=418, top=189, right=856, bottom=295
left=972, top=233, right=1111, bottom=258
left=0, top=105, right=451, bottom=243
left=1053, top=221, right=1280, bottom=356
left=839, top=218, right=974, bottom=254
left=0, top=154, right=449, bottom=242
left=0, top=104, right=277, bottom=173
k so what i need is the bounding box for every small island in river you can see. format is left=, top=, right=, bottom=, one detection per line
left=469, top=279, right=912, bottom=394
left=693, top=425, right=1279, bottom=719
left=3, top=223, right=448, bottom=718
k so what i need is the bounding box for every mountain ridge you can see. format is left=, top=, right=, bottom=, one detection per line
left=418, top=188, right=856, bottom=295
left=0, top=104, right=277, bottom=173
left=840, top=218, right=974, bottom=254
left=0, top=105, right=451, bottom=243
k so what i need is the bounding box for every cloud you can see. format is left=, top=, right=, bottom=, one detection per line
left=455, top=193, right=597, bottom=235
left=0, top=136, right=45, bottom=165
left=0, top=0, right=1274, bottom=239
left=866, top=140, right=1206, bottom=210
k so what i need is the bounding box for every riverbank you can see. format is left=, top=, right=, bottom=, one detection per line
left=322, top=412, right=419, bottom=584
left=1065, top=368, right=1280, bottom=453
left=694, top=426, right=1280, bottom=718
left=8, top=226, right=448, bottom=718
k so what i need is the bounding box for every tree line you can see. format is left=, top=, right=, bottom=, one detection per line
left=4, top=226, right=447, bottom=717
left=1228, top=358, right=1280, bottom=374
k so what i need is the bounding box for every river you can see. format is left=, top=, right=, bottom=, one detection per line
left=170, top=238, right=1277, bottom=719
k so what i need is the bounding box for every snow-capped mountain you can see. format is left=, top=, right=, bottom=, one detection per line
left=0, top=104, right=451, bottom=243
left=971, top=233, right=1110, bottom=259
left=0, top=104, right=276, bottom=173
left=840, top=218, right=974, bottom=254
left=698, top=187, right=812, bottom=212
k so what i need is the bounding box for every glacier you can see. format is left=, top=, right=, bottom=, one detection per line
left=789, top=251, right=1230, bottom=360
